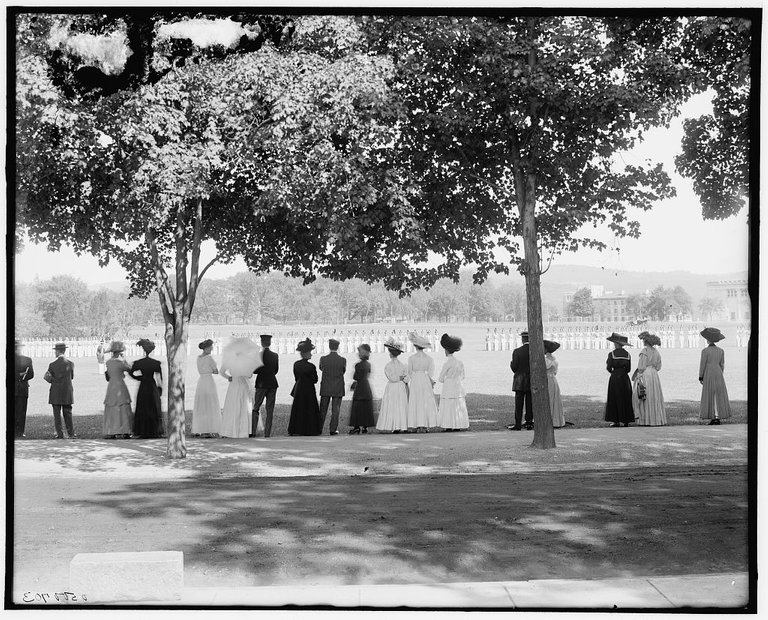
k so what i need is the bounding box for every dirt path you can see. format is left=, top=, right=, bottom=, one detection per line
left=13, top=463, right=748, bottom=594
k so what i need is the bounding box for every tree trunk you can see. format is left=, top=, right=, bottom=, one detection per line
left=520, top=183, right=555, bottom=449
left=165, top=315, right=188, bottom=459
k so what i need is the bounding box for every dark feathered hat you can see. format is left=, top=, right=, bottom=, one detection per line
left=700, top=327, right=725, bottom=342
left=440, top=333, right=463, bottom=353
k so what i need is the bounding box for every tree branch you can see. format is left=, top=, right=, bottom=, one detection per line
left=145, top=224, right=176, bottom=320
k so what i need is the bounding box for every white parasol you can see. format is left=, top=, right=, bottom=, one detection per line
left=221, top=337, right=263, bottom=377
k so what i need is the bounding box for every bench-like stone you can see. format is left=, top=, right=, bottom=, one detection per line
left=70, top=551, right=183, bottom=602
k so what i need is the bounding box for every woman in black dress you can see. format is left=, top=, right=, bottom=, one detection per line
left=129, top=338, right=163, bottom=438
left=349, top=344, right=374, bottom=434
left=288, top=339, right=322, bottom=436
left=604, top=333, right=634, bottom=427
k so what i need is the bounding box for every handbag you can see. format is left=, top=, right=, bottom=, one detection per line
left=637, top=381, right=646, bottom=400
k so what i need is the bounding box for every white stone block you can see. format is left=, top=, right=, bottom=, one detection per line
left=70, top=551, right=183, bottom=603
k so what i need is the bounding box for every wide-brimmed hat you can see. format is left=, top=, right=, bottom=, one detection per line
left=199, top=339, right=214, bottom=350
left=408, top=332, right=431, bottom=349
left=606, top=333, right=630, bottom=346
left=53, top=342, right=68, bottom=351
left=383, top=337, right=404, bottom=354
left=137, top=338, right=155, bottom=353
left=296, top=338, right=316, bottom=353
left=700, top=327, right=725, bottom=342
left=328, top=338, right=340, bottom=349
left=544, top=340, right=560, bottom=353
left=440, top=333, right=463, bottom=353
left=108, top=340, right=125, bottom=353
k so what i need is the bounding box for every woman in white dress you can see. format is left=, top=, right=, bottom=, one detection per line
left=192, top=339, right=221, bottom=438
left=219, top=361, right=257, bottom=439
left=544, top=340, right=565, bottom=428
left=436, top=334, right=469, bottom=431
left=376, top=338, right=409, bottom=433
left=632, top=332, right=666, bottom=426
left=406, top=332, right=438, bottom=432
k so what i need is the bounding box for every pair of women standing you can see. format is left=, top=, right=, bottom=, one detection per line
left=103, top=339, right=163, bottom=439
left=604, top=331, right=667, bottom=427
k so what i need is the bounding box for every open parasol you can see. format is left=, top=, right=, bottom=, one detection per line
left=221, top=337, right=263, bottom=377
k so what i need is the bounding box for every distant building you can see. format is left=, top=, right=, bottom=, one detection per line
left=563, top=287, right=628, bottom=322
left=592, top=294, right=628, bottom=323
left=706, top=280, right=750, bottom=322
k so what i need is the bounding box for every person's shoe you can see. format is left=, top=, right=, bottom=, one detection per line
left=248, top=434, right=255, bottom=438
left=509, top=426, right=522, bottom=431
left=610, top=423, right=620, bottom=428
left=361, top=428, right=368, bottom=434
left=54, top=435, right=65, bottom=439
left=69, top=434, right=78, bottom=439
left=392, top=430, right=400, bottom=434
left=525, top=423, right=534, bottom=430
left=709, top=419, right=721, bottom=425
left=349, top=428, right=361, bottom=435
left=329, top=431, right=339, bottom=436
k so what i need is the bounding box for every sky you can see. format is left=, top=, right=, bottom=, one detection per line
left=12, top=28, right=751, bottom=287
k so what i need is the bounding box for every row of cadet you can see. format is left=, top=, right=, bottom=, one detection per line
left=13, top=330, right=447, bottom=360
left=486, top=323, right=750, bottom=351
left=190, top=333, right=469, bottom=438
left=506, top=327, right=731, bottom=433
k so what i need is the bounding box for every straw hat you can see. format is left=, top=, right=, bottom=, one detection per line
left=408, top=332, right=431, bottom=349
left=383, top=337, right=404, bottom=354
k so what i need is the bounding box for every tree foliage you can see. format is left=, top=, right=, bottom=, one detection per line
left=569, top=287, right=594, bottom=318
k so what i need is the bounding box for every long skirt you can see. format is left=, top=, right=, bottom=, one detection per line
left=350, top=398, right=375, bottom=427
left=220, top=377, right=254, bottom=438
left=407, top=371, right=438, bottom=428
left=634, top=367, right=666, bottom=426
left=605, top=371, right=634, bottom=423
left=376, top=382, right=409, bottom=431
left=700, top=366, right=731, bottom=419
left=437, top=396, right=469, bottom=429
left=192, top=374, right=222, bottom=434
left=548, top=374, right=565, bottom=428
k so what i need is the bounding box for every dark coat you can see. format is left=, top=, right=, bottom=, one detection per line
left=319, top=351, right=346, bottom=397
left=288, top=359, right=321, bottom=436
left=15, top=354, right=34, bottom=398
left=255, top=348, right=279, bottom=389
left=510, top=343, right=531, bottom=392
left=48, top=356, right=74, bottom=405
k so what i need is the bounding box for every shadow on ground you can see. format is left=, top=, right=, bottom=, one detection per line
left=48, top=466, right=748, bottom=588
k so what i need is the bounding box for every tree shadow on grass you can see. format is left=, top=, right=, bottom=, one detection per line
left=52, top=466, right=749, bottom=595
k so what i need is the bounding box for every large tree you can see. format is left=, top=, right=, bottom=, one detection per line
left=569, top=288, right=594, bottom=319
left=15, top=13, right=423, bottom=458
left=367, top=15, right=710, bottom=448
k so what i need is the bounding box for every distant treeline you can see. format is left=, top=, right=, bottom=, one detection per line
left=17, top=270, right=713, bottom=338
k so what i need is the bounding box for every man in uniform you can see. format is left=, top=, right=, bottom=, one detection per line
left=319, top=338, right=346, bottom=436
left=251, top=334, right=279, bottom=438
left=14, top=340, right=34, bottom=438
left=508, top=330, right=533, bottom=431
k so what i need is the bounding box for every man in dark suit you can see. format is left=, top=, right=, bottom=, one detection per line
left=509, top=330, right=533, bottom=431
left=319, top=338, right=346, bottom=435
left=46, top=342, right=76, bottom=439
left=14, top=340, right=34, bottom=438
left=251, top=334, right=279, bottom=438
